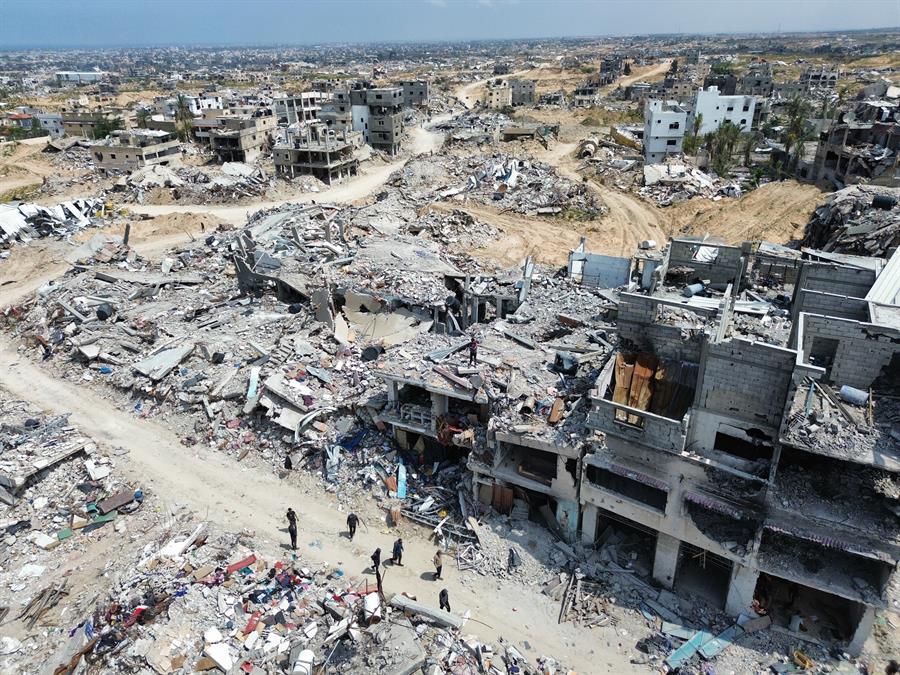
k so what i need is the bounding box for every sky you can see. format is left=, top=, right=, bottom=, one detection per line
left=0, top=0, right=898, bottom=48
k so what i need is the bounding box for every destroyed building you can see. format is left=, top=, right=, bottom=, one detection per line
left=208, top=109, right=276, bottom=163
left=484, top=78, right=512, bottom=109
left=578, top=237, right=900, bottom=656
left=91, top=128, right=182, bottom=171
left=813, top=99, right=900, bottom=188
left=273, top=121, right=360, bottom=185
left=272, top=91, right=324, bottom=125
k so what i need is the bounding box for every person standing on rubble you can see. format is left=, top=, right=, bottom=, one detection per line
left=468, top=334, right=479, bottom=367
left=347, top=512, right=359, bottom=540
left=439, top=588, right=451, bottom=612
left=391, top=538, right=404, bottom=566
left=286, top=508, right=298, bottom=551
left=433, top=548, right=444, bottom=580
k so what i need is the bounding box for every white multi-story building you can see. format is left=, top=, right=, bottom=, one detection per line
left=643, top=100, right=687, bottom=162
left=689, top=86, right=755, bottom=136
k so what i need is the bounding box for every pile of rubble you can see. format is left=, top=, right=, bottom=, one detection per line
left=800, top=185, right=900, bottom=256
left=391, top=153, right=605, bottom=218
left=0, top=197, right=106, bottom=248
left=109, top=162, right=320, bottom=205
left=639, top=162, right=740, bottom=207
left=436, top=110, right=514, bottom=146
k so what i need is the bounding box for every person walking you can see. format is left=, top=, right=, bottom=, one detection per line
left=371, top=547, right=381, bottom=572
left=347, top=513, right=359, bottom=540
left=439, top=588, right=451, bottom=612
left=391, top=538, right=404, bottom=566
left=433, top=549, right=444, bottom=580
left=286, top=508, right=298, bottom=551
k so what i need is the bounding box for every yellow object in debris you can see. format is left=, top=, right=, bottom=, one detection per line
left=792, top=650, right=813, bottom=669
left=438, top=509, right=448, bottom=518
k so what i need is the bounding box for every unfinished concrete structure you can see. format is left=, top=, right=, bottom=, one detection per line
left=91, top=129, right=181, bottom=171
left=273, top=122, right=359, bottom=185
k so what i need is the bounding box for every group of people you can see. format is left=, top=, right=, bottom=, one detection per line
left=285, top=508, right=453, bottom=612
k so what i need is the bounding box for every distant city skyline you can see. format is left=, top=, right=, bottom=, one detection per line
left=0, top=0, right=897, bottom=49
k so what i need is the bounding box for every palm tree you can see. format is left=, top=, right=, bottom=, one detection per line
left=741, top=130, right=761, bottom=168
left=173, top=94, right=194, bottom=142
left=136, top=107, right=151, bottom=129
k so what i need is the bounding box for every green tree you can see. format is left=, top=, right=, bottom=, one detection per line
left=173, top=94, right=195, bottom=142
left=705, top=121, right=742, bottom=176
left=668, top=59, right=679, bottom=76
left=136, top=107, right=152, bottom=129
left=780, top=96, right=813, bottom=176
left=683, top=113, right=703, bottom=155
left=741, top=131, right=761, bottom=167
left=92, top=115, right=123, bottom=140
left=623, top=62, right=632, bottom=76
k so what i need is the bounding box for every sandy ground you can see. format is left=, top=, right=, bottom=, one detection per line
left=662, top=181, right=825, bottom=244
left=0, top=136, right=54, bottom=196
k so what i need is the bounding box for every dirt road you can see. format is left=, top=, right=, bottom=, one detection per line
left=540, top=142, right=668, bottom=255
left=125, top=122, right=448, bottom=225
left=0, top=338, right=639, bottom=673
left=0, top=136, right=54, bottom=195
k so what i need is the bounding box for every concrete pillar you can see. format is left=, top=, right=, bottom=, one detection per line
left=846, top=605, right=875, bottom=657
left=556, top=500, right=579, bottom=544
left=653, top=533, right=681, bottom=589
left=581, top=504, right=599, bottom=546
left=724, top=563, right=759, bottom=616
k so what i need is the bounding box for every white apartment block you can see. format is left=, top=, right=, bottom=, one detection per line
left=689, top=86, right=755, bottom=135
left=643, top=99, right=687, bottom=162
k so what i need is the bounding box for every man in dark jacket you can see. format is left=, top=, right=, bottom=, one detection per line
left=347, top=513, right=359, bottom=540
left=286, top=508, right=298, bottom=550
left=392, top=538, right=404, bottom=566
left=439, top=588, right=451, bottom=612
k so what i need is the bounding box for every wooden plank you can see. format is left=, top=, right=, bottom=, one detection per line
left=491, top=484, right=514, bottom=515
left=628, top=352, right=657, bottom=412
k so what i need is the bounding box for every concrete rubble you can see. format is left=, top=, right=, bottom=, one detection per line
left=800, top=185, right=900, bottom=256
left=0, top=198, right=106, bottom=248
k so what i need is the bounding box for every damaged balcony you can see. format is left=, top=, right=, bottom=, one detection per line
left=682, top=488, right=762, bottom=559
left=757, top=527, right=894, bottom=607
left=379, top=383, right=434, bottom=436
left=581, top=451, right=671, bottom=530
left=587, top=351, right=697, bottom=454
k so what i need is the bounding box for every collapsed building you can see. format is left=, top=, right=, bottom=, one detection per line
left=369, top=233, right=900, bottom=656
left=91, top=128, right=182, bottom=171
left=273, top=121, right=360, bottom=185
left=814, top=99, right=900, bottom=188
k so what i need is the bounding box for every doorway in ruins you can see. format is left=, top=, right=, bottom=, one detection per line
left=674, top=542, right=732, bottom=608
left=590, top=508, right=656, bottom=578
left=754, top=573, right=864, bottom=644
